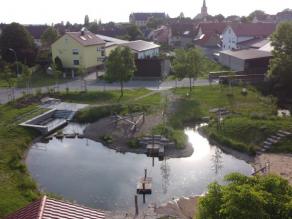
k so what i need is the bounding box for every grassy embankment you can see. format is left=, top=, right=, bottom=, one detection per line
left=0, top=104, right=41, bottom=217
left=171, top=85, right=292, bottom=154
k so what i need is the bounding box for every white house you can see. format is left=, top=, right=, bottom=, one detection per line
left=222, top=23, right=276, bottom=50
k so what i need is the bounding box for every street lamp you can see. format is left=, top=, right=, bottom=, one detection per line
left=8, top=48, right=19, bottom=77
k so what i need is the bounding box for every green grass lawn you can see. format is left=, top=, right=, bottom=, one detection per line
left=170, top=85, right=292, bottom=154
left=0, top=104, right=40, bottom=217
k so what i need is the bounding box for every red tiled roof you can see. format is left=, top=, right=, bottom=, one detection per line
left=5, top=196, right=106, bottom=219
left=228, top=23, right=276, bottom=37
left=199, top=22, right=228, bottom=35
left=66, top=31, right=105, bottom=47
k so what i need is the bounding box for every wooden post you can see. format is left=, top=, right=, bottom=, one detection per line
left=152, top=156, right=154, bottom=167
left=135, top=195, right=139, bottom=215
left=144, top=169, right=147, bottom=179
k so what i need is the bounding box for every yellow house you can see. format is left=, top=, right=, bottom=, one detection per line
left=52, top=29, right=106, bottom=71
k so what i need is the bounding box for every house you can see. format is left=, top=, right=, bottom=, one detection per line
left=219, top=49, right=272, bottom=75
left=252, top=14, right=276, bottom=23
left=148, top=25, right=172, bottom=45
left=122, top=40, right=160, bottom=59
left=276, top=9, right=292, bottom=23
left=129, top=13, right=166, bottom=27
left=96, top=34, right=129, bottom=57
left=51, top=29, right=106, bottom=71
left=194, top=22, right=228, bottom=59
left=168, top=22, right=197, bottom=48
left=222, top=23, right=276, bottom=50
left=4, top=195, right=105, bottom=219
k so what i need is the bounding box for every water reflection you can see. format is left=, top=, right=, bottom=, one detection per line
left=26, top=124, right=253, bottom=210
left=160, top=159, right=170, bottom=194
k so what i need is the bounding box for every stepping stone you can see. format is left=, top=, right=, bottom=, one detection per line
left=267, top=138, right=278, bottom=144
left=276, top=133, right=286, bottom=138
left=271, top=135, right=281, bottom=140
left=263, top=145, right=271, bottom=149
left=279, top=130, right=291, bottom=135
left=264, top=141, right=272, bottom=145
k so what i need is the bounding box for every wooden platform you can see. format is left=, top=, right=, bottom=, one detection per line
left=137, top=177, right=152, bottom=194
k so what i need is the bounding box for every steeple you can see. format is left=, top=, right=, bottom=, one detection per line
left=201, top=0, right=208, bottom=17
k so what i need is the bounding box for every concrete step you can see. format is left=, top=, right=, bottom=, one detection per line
left=264, top=141, right=272, bottom=145
left=271, top=135, right=281, bottom=141
left=267, top=138, right=278, bottom=144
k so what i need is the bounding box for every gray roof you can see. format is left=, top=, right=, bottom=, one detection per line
left=122, top=40, right=160, bottom=52
left=96, top=34, right=129, bottom=48
left=66, top=31, right=105, bottom=46
left=220, top=49, right=272, bottom=60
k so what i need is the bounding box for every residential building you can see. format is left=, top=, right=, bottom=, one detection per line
left=276, top=9, right=292, bottom=23
left=129, top=13, right=166, bottom=27
left=222, top=23, right=276, bottom=50
left=122, top=40, right=160, bottom=59
left=51, top=29, right=106, bottom=71
left=194, top=22, right=228, bottom=58
left=219, top=49, right=272, bottom=74
left=169, top=22, right=197, bottom=48
left=148, top=25, right=172, bottom=45
left=4, top=195, right=105, bottom=219
left=96, top=34, right=129, bottom=57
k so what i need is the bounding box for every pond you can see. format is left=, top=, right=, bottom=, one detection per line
left=26, top=123, right=253, bottom=211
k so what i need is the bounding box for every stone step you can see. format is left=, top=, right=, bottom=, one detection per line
left=263, top=145, right=271, bottom=149
left=278, top=130, right=291, bottom=136
left=276, top=133, right=286, bottom=138
left=267, top=138, right=278, bottom=144
left=271, top=135, right=281, bottom=141
left=263, top=141, right=272, bottom=145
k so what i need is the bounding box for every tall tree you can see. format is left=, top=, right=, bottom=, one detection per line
left=0, top=22, right=36, bottom=66
left=214, top=14, right=225, bottom=22
left=41, top=26, right=59, bottom=48
left=84, top=15, right=90, bottom=27
left=105, top=47, right=136, bottom=97
left=248, top=10, right=267, bottom=21
left=173, top=48, right=205, bottom=93
left=268, top=22, right=292, bottom=98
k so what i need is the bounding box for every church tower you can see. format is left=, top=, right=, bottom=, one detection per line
left=201, top=0, right=208, bottom=17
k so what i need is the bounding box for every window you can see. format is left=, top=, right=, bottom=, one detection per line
left=72, top=49, right=79, bottom=55
left=101, top=50, right=105, bottom=57
left=73, top=60, right=79, bottom=65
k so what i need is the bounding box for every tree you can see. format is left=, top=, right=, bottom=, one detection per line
left=105, top=47, right=136, bottom=97
left=173, top=48, right=205, bottom=93
left=41, top=26, right=59, bottom=48
left=268, top=22, right=292, bottom=98
left=21, top=65, right=32, bottom=95
left=84, top=15, right=90, bottom=27
left=0, top=22, right=36, bottom=66
left=51, top=63, right=62, bottom=92
left=146, top=17, right=164, bottom=29
left=125, top=24, right=144, bottom=41
left=77, top=65, right=87, bottom=92
left=197, top=173, right=292, bottom=219
left=0, top=65, right=17, bottom=101
left=248, top=10, right=267, bottom=21
left=214, top=14, right=225, bottom=22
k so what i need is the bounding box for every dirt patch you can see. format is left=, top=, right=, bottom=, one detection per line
left=83, top=112, right=193, bottom=158
left=254, top=153, right=292, bottom=184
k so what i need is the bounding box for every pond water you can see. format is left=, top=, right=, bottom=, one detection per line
left=26, top=123, right=253, bottom=211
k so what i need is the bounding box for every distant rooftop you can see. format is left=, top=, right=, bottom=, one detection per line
left=5, top=196, right=105, bottom=219
left=123, top=40, right=160, bottom=52
left=66, top=30, right=105, bottom=46
left=96, top=34, right=129, bottom=47
left=130, top=12, right=166, bottom=21
left=220, top=49, right=272, bottom=60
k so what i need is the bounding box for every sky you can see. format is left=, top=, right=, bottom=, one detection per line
left=0, top=0, right=291, bottom=25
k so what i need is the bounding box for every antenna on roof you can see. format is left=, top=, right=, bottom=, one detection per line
left=81, top=27, right=87, bottom=36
